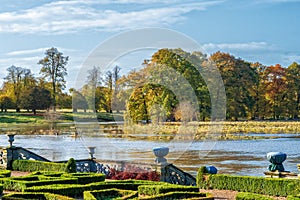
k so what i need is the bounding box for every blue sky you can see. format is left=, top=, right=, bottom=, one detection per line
left=0, top=0, right=299, bottom=90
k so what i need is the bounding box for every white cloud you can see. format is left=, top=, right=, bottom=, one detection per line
left=0, top=1, right=223, bottom=34
left=201, top=42, right=273, bottom=53
left=6, top=47, right=78, bottom=56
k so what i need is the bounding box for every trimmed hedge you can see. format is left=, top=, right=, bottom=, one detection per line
left=1, top=192, right=75, bottom=200
left=2, top=177, right=78, bottom=192
left=236, top=192, right=273, bottom=200
left=84, top=189, right=138, bottom=200
left=138, top=184, right=199, bottom=196
left=288, top=195, right=300, bottom=200
left=0, top=170, right=11, bottom=177
left=138, top=191, right=214, bottom=200
left=12, top=160, right=67, bottom=172
left=197, top=172, right=300, bottom=197
left=62, top=173, right=105, bottom=184
left=25, top=180, right=167, bottom=197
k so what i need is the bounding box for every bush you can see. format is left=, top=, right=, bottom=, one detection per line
left=1, top=192, right=74, bottom=200
left=0, top=170, right=11, bottom=177
left=25, top=180, right=166, bottom=197
left=288, top=195, right=300, bottom=200
left=138, top=191, right=213, bottom=200
left=107, top=167, right=160, bottom=181
left=0, top=184, right=3, bottom=195
left=138, top=184, right=199, bottom=196
left=236, top=192, right=274, bottom=200
left=2, top=177, right=78, bottom=192
left=196, top=172, right=300, bottom=197
left=83, top=189, right=138, bottom=200
left=62, top=173, right=105, bottom=184
left=65, top=158, right=76, bottom=173
left=12, top=160, right=67, bottom=172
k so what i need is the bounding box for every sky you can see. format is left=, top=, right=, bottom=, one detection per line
left=0, top=0, right=299, bottom=91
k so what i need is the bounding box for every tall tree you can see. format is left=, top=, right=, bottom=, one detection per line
left=286, top=62, right=300, bottom=118
left=263, top=64, right=287, bottom=119
left=4, top=65, right=34, bottom=112
left=38, top=47, right=68, bottom=110
left=210, top=52, right=257, bottom=120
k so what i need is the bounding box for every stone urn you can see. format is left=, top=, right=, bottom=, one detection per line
left=7, top=134, right=15, bottom=147
left=153, top=147, right=169, bottom=164
left=267, top=152, right=287, bottom=172
left=88, top=147, right=96, bottom=159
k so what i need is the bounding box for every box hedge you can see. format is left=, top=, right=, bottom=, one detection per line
left=25, top=180, right=167, bottom=197
left=138, top=184, right=199, bottom=196
left=1, top=192, right=75, bottom=200
left=138, top=191, right=214, bottom=200
left=236, top=192, right=274, bottom=200
left=12, top=160, right=67, bottom=172
left=0, top=170, right=11, bottom=177
left=62, top=173, right=105, bottom=184
left=83, top=189, right=138, bottom=200
left=197, top=171, right=300, bottom=197
left=2, top=177, right=78, bottom=192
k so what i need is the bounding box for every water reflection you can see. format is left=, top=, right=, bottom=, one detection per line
left=0, top=134, right=300, bottom=177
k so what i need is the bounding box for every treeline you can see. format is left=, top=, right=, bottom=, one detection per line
left=1, top=47, right=300, bottom=121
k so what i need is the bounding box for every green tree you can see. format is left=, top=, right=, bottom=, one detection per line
left=4, top=65, right=34, bottom=112
left=72, top=90, right=88, bottom=113
left=285, top=62, right=300, bottom=118
left=38, top=47, right=68, bottom=110
left=19, top=86, right=51, bottom=114
left=0, top=95, right=14, bottom=112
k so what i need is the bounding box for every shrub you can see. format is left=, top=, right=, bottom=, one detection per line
left=0, top=170, right=11, bottom=177
left=138, top=184, right=199, bottom=196
left=65, top=158, right=76, bottom=173
left=12, top=160, right=67, bottom=172
left=107, top=168, right=160, bottom=181
left=197, top=172, right=300, bottom=197
left=1, top=192, right=74, bottom=200
left=62, top=173, right=105, bottom=184
left=236, top=192, right=274, bottom=200
left=138, top=191, right=213, bottom=200
left=84, top=189, right=138, bottom=200
left=0, top=184, right=3, bottom=195
left=2, top=177, right=78, bottom=192
left=287, top=195, right=300, bottom=200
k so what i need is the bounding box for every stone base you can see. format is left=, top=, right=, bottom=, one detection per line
left=264, top=171, right=298, bottom=179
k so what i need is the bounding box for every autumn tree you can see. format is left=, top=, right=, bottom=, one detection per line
left=38, top=47, right=68, bottom=110
left=0, top=95, right=14, bottom=112
left=262, top=64, right=287, bottom=119
left=210, top=52, right=257, bottom=120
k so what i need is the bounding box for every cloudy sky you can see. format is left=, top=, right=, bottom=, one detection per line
left=0, top=0, right=299, bottom=90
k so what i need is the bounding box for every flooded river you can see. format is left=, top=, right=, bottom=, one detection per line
left=1, top=132, right=300, bottom=177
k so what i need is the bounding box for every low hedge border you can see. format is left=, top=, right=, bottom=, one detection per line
left=12, top=160, right=67, bottom=172
left=197, top=169, right=300, bottom=197
left=62, top=173, right=105, bottom=184
left=84, top=188, right=138, bottom=200
left=287, top=195, right=300, bottom=200
left=138, top=184, right=199, bottom=196
left=2, top=177, right=78, bottom=192
left=0, top=170, right=11, bottom=177
left=25, top=180, right=168, bottom=197
left=236, top=192, right=274, bottom=200
left=1, top=192, right=75, bottom=200
left=138, top=191, right=214, bottom=200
